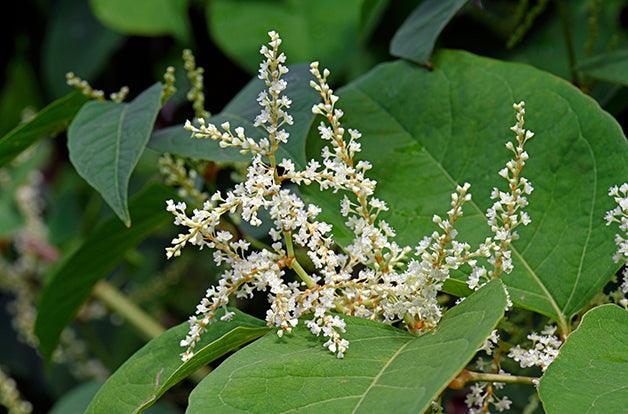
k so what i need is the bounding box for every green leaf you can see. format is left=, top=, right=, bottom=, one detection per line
left=390, top=0, right=468, bottom=65
left=539, top=305, right=628, bottom=413
left=0, top=92, right=87, bottom=167
left=187, top=280, right=507, bottom=414
left=68, top=83, right=163, bottom=226
left=577, top=48, right=628, bottom=87
left=86, top=309, right=269, bottom=414
left=49, top=382, right=103, bottom=414
left=43, top=0, right=124, bottom=98
left=0, top=57, right=42, bottom=136
left=148, top=64, right=318, bottom=168
left=35, top=184, right=177, bottom=360
left=507, top=0, right=627, bottom=82
left=207, top=0, right=365, bottom=74
left=303, top=50, right=627, bottom=331
left=90, top=0, right=190, bottom=43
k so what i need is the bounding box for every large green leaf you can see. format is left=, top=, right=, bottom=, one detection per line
left=90, top=0, right=190, bottom=43
left=0, top=92, right=87, bottom=166
left=35, top=184, right=177, bottom=360
left=68, top=83, right=163, bottom=226
left=577, top=49, right=628, bottom=87
left=43, top=0, right=124, bottom=98
left=86, top=309, right=269, bottom=414
left=148, top=64, right=318, bottom=168
left=539, top=305, right=628, bottom=413
left=304, top=50, right=627, bottom=332
left=390, top=0, right=469, bottom=65
left=207, top=0, right=364, bottom=74
left=187, top=280, right=507, bottom=413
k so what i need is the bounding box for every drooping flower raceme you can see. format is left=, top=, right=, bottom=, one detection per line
left=165, top=31, right=537, bottom=361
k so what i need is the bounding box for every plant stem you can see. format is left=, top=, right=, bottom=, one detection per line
left=464, top=370, right=537, bottom=386
left=291, top=258, right=317, bottom=289
left=468, top=371, right=536, bottom=385
left=92, top=281, right=165, bottom=340
left=282, top=230, right=317, bottom=288
left=556, top=0, right=581, bottom=85
left=284, top=231, right=295, bottom=257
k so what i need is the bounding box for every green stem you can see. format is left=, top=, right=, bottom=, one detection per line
left=92, top=281, right=165, bottom=340
left=466, top=371, right=537, bottom=385
left=291, top=258, right=316, bottom=289
left=283, top=231, right=316, bottom=289
left=284, top=231, right=295, bottom=257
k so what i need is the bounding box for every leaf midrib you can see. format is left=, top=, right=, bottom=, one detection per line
left=114, top=104, right=129, bottom=220
left=351, top=340, right=412, bottom=413
left=349, top=82, right=567, bottom=328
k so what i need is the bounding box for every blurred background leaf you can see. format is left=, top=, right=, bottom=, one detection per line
left=42, top=0, right=124, bottom=98
left=90, top=0, right=191, bottom=43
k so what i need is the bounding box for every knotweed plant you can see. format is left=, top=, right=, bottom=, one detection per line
left=165, top=31, right=537, bottom=362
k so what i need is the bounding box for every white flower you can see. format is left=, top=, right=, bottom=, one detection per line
left=508, top=324, right=562, bottom=371
left=165, top=31, right=540, bottom=361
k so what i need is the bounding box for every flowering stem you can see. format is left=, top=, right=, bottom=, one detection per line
left=283, top=230, right=317, bottom=289
left=291, top=257, right=317, bottom=289
left=467, top=371, right=536, bottom=385
left=450, top=369, right=537, bottom=388
left=92, top=281, right=165, bottom=340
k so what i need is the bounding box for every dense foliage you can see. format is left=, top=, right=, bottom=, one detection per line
left=0, top=1, right=626, bottom=413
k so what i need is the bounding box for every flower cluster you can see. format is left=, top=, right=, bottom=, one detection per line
left=0, top=367, right=32, bottom=414
left=166, top=31, right=537, bottom=361
left=66, top=72, right=128, bottom=103
left=605, top=183, right=628, bottom=307
left=182, top=49, right=209, bottom=119
left=0, top=161, right=107, bottom=381
left=508, top=324, right=562, bottom=371
left=465, top=381, right=512, bottom=414
left=159, top=154, right=208, bottom=204
left=467, top=101, right=535, bottom=291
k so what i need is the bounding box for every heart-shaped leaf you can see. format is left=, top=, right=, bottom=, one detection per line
left=35, top=184, right=177, bottom=360
left=303, top=50, right=627, bottom=332
left=186, top=280, right=507, bottom=414
left=68, top=83, right=163, bottom=226
left=538, top=304, right=628, bottom=413
left=86, top=309, right=269, bottom=414
left=148, top=64, right=318, bottom=168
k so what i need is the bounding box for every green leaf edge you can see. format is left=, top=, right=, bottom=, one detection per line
left=85, top=308, right=269, bottom=414
left=0, top=92, right=87, bottom=166
left=68, top=83, right=163, bottom=226
left=186, top=279, right=507, bottom=414
left=537, top=303, right=628, bottom=413
left=34, top=183, right=177, bottom=360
